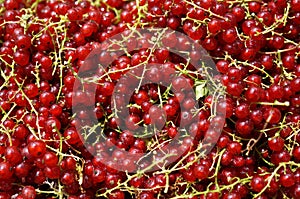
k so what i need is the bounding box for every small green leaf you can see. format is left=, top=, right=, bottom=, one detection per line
left=195, top=80, right=208, bottom=100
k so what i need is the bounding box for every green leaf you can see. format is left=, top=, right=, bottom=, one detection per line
left=195, top=80, right=208, bottom=100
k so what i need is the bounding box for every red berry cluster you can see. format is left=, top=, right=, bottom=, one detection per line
left=0, top=0, right=299, bottom=199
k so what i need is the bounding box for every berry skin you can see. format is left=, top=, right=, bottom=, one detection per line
left=28, top=140, right=47, bottom=158
left=222, top=192, right=241, bottom=199
left=293, top=184, right=300, bottom=198
left=0, top=0, right=300, bottom=198
left=13, top=50, right=30, bottom=66
left=263, top=107, right=281, bottom=124
left=193, top=164, right=209, bottom=180
left=208, top=18, right=222, bottom=34
left=43, top=151, right=59, bottom=167
left=245, top=86, right=261, bottom=102
left=293, top=146, right=300, bottom=161
left=139, top=192, right=155, bottom=199
left=15, top=34, right=31, bottom=49
left=0, top=162, right=13, bottom=180
left=235, top=119, right=254, bottom=137
left=15, top=162, right=30, bottom=178
left=291, top=0, right=300, bottom=12
left=44, top=166, right=60, bottom=179
left=39, top=92, right=55, bottom=107
left=216, top=60, right=229, bottom=73
left=268, top=137, right=284, bottom=152
left=60, top=171, right=76, bottom=185
left=251, top=175, right=266, bottom=192
left=280, top=173, right=295, bottom=187
left=21, top=186, right=36, bottom=199
left=235, top=103, right=250, bottom=119
left=4, top=146, right=22, bottom=165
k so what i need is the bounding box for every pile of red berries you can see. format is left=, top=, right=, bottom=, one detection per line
left=0, top=0, right=299, bottom=198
